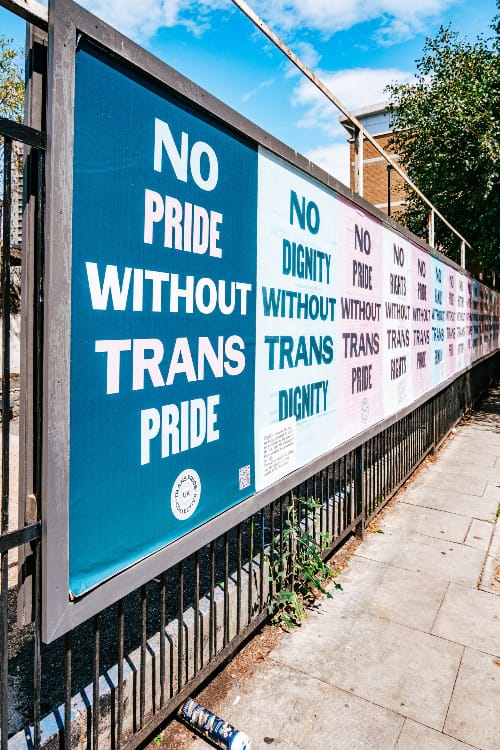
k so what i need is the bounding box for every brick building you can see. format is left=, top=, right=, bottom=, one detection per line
left=340, top=102, right=406, bottom=218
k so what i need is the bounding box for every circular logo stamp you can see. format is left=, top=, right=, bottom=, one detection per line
left=171, top=469, right=201, bottom=521
left=361, top=397, right=369, bottom=424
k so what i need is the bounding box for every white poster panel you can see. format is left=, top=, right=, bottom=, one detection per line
left=383, top=228, right=413, bottom=413
left=255, top=148, right=339, bottom=490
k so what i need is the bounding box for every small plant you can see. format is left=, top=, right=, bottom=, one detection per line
left=267, top=496, right=341, bottom=629
left=153, top=731, right=164, bottom=745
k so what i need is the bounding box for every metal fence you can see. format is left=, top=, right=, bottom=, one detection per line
left=1, top=14, right=499, bottom=750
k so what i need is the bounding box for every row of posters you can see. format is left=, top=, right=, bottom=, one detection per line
left=68, top=43, right=499, bottom=595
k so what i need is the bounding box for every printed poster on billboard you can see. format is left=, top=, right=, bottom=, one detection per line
left=336, top=200, right=384, bottom=443
left=410, top=244, right=432, bottom=399
left=382, top=228, right=413, bottom=413
left=70, top=41, right=258, bottom=595
left=254, top=149, right=339, bottom=489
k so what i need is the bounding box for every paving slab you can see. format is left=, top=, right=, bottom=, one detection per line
left=432, top=583, right=500, bottom=655
left=355, top=529, right=485, bottom=587
left=445, top=439, right=500, bottom=460
left=189, top=661, right=404, bottom=750
left=410, top=470, right=487, bottom=498
left=464, top=519, right=494, bottom=551
left=445, top=449, right=498, bottom=467
left=444, top=648, right=500, bottom=750
left=480, top=518, right=500, bottom=592
left=271, top=610, right=463, bottom=731
left=334, top=555, right=448, bottom=633
left=483, top=480, right=500, bottom=503
left=428, top=458, right=500, bottom=483
left=395, top=720, right=477, bottom=749
left=402, top=485, right=498, bottom=522
left=377, top=502, right=472, bottom=544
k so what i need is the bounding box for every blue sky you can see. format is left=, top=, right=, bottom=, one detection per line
left=1, top=0, right=497, bottom=185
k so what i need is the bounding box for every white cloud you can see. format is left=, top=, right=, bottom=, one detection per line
left=80, top=0, right=457, bottom=45
left=283, top=41, right=322, bottom=77
left=242, top=77, right=277, bottom=102
left=305, top=141, right=350, bottom=186
left=81, top=0, right=227, bottom=41
left=292, top=66, right=413, bottom=137
left=251, top=0, right=458, bottom=45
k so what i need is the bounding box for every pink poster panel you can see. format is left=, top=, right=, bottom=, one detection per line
left=471, top=279, right=480, bottom=362
left=410, top=244, right=432, bottom=399
left=455, top=272, right=470, bottom=370
left=466, top=277, right=475, bottom=363
left=383, top=227, right=413, bottom=414
left=481, top=286, right=494, bottom=356
left=494, top=292, right=500, bottom=352
left=336, top=199, right=384, bottom=444
left=445, top=267, right=458, bottom=378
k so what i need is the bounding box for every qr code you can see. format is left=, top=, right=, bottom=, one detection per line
left=239, top=464, right=251, bottom=490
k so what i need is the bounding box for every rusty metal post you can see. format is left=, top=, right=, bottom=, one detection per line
left=428, top=209, right=435, bottom=247
left=354, top=126, right=364, bottom=197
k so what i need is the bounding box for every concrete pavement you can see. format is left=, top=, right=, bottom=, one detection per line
left=187, top=386, right=500, bottom=750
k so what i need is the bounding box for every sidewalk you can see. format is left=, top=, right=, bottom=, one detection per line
left=186, top=386, right=500, bottom=750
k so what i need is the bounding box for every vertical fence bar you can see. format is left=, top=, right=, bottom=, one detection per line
left=236, top=524, right=242, bottom=634
left=355, top=444, right=364, bottom=535
left=159, top=576, right=166, bottom=708
left=193, top=552, right=200, bottom=675
left=223, top=532, right=229, bottom=648
left=33, top=540, right=41, bottom=749
left=247, top=517, right=254, bottom=624
left=0, top=136, right=11, bottom=750
left=209, top=541, right=215, bottom=659
left=259, top=508, right=265, bottom=609
left=93, top=614, right=100, bottom=750
left=177, top=563, right=184, bottom=693
left=140, top=585, right=147, bottom=727
left=64, top=631, right=72, bottom=750
left=117, top=599, right=124, bottom=749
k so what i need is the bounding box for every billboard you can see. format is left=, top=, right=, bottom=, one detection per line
left=43, top=0, right=499, bottom=640
left=68, top=41, right=259, bottom=595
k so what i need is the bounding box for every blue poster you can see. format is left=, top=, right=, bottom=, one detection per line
left=70, top=42, right=257, bottom=595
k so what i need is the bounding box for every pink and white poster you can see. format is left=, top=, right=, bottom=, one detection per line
left=383, top=228, right=413, bottom=413
left=336, top=199, right=384, bottom=444
left=410, top=244, right=432, bottom=399
left=455, top=272, right=470, bottom=371
left=445, top=267, right=458, bottom=378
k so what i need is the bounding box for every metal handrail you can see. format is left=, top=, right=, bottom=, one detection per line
left=230, top=0, right=472, bottom=264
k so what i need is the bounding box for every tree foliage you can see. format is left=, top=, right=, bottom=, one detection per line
left=0, top=36, right=24, bottom=122
left=386, top=9, right=499, bottom=277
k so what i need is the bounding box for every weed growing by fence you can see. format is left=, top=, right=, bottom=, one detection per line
left=267, top=496, right=341, bottom=629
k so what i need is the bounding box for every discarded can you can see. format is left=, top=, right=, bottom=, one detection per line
left=179, top=698, right=251, bottom=750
